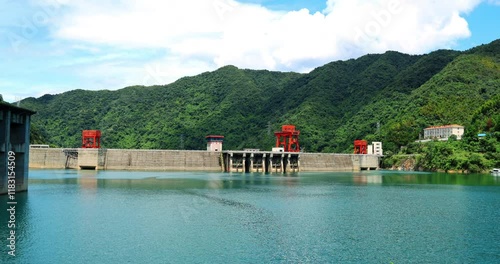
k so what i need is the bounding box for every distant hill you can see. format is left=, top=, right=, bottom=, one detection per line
left=22, top=39, right=500, bottom=153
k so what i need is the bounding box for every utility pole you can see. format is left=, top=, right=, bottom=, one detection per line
left=180, top=134, right=185, bottom=150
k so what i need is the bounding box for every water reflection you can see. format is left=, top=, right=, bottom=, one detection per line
left=0, top=192, right=29, bottom=263
left=78, top=170, right=98, bottom=191
left=380, top=172, right=499, bottom=186
left=353, top=174, right=383, bottom=185
left=5, top=169, right=499, bottom=263
left=27, top=170, right=500, bottom=192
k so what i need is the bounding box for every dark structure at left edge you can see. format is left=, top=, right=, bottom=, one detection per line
left=0, top=102, right=36, bottom=195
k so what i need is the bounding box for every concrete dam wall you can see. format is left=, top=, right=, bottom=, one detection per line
left=29, top=148, right=380, bottom=172
left=299, top=153, right=380, bottom=171
left=29, top=148, right=70, bottom=169
left=29, top=148, right=222, bottom=171
left=104, top=149, right=222, bottom=171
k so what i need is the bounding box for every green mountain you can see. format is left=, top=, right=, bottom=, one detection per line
left=21, top=40, right=500, bottom=158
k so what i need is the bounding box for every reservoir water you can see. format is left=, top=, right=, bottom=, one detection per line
left=1, top=170, right=500, bottom=263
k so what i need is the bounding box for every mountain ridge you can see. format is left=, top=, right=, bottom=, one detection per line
left=20, top=39, right=500, bottom=154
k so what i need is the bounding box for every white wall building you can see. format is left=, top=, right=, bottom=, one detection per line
left=367, top=142, right=383, bottom=155
left=372, top=142, right=383, bottom=155
left=206, top=135, right=224, bottom=151
left=423, top=125, right=464, bottom=140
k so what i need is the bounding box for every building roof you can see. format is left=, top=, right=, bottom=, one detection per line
left=206, top=135, right=224, bottom=138
left=0, top=101, right=36, bottom=115
left=424, top=124, right=464, bottom=130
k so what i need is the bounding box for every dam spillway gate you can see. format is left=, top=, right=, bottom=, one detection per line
left=222, top=151, right=299, bottom=173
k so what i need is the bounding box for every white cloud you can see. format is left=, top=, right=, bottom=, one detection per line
left=51, top=0, right=479, bottom=55
left=74, top=55, right=215, bottom=89
left=9, top=0, right=486, bottom=95
left=0, top=82, right=65, bottom=102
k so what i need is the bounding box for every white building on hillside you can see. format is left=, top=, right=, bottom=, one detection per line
left=423, top=124, right=464, bottom=140
left=367, top=142, right=383, bottom=155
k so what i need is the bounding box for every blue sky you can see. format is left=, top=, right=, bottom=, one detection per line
left=0, top=0, right=499, bottom=102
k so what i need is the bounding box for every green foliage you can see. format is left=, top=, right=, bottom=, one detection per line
left=384, top=95, right=500, bottom=172
left=30, top=123, right=49, bottom=145
left=22, top=67, right=302, bottom=150
left=20, top=39, right=500, bottom=173
left=386, top=138, right=496, bottom=173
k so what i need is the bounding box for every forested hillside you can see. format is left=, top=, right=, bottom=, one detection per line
left=21, top=39, right=499, bottom=163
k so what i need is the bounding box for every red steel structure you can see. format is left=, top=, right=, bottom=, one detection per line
left=274, top=125, right=300, bottom=152
left=82, top=130, right=101, bottom=148
left=354, top=140, right=368, bottom=154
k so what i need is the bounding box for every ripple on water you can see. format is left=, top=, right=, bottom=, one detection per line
left=0, top=170, right=498, bottom=263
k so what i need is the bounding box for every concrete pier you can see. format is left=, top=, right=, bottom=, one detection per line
left=222, top=151, right=300, bottom=173
left=0, top=102, right=35, bottom=194
left=221, top=151, right=379, bottom=173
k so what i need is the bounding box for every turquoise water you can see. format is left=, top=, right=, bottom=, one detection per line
left=1, top=170, right=500, bottom=263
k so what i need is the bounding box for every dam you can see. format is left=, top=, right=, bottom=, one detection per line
left=29, top=148, right=381, bottom=172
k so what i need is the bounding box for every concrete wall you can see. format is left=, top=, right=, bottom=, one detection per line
left=104, top=149, right=222, bottom=171
left=300, top=153, right=380, bottom=172
left=30, top=148, right=222, bottom=171
left=29, top=148, right=76, bottom=169
left=29, top=148, right=380, bottom=172
left=78, top=148, right=99, bottom=169
left=1, top=103, right=35, bottom=194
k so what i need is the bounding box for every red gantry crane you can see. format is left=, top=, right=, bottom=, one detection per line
left=82, top=130, right=101, bottom=148
left=354, top=140, right=368, bottom=154
left=274, top=125, right=300, bottom=152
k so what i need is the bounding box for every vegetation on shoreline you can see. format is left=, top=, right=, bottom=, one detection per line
left=383, top=95, right=500, bottom=173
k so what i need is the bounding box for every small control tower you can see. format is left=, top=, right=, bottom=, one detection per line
left=82, top=130, right=101, bottom=148
left=206, top=135, right=224, bottom=151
